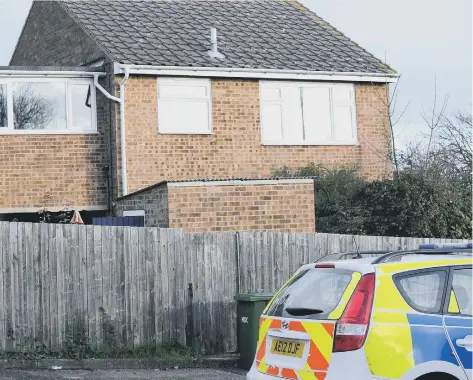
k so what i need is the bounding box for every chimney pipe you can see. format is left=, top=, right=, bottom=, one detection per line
left=211, top=27, right=218, bottom=53
left=208, top=27, right=225, bottom=59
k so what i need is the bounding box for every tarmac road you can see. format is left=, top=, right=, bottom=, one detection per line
left=0, top=368, right=247, bottom=380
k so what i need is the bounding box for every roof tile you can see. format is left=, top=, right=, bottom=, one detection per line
left=60, top=0, right=394, bottom=74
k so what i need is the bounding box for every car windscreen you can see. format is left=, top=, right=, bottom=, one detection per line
left=264, top=268, right=357, bottom=320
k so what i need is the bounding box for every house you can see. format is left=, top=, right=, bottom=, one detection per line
left=1, top=0, right=397, bottom=231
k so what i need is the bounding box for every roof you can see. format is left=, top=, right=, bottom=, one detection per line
left=310, top=255, right=472, bottom=273
left=315, top=249, right=472, bottom=266
left=60, top=0, right=394, bottom=74
left=315, top=251, right=390, bottom=262
left=116, top=177, right=315, bottom=200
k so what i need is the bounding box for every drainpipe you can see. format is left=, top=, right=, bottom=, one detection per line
left=119, top=66, right=130, bottom=196
left=94, top=65, right=130, bottom=196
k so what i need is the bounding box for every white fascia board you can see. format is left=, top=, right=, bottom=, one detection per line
left=0, top=70, right=106, bottom=78
left=114, top=63, right=398, bottom=83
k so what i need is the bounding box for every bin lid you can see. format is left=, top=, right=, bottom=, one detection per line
left=234, top=292, right=275, bottom=302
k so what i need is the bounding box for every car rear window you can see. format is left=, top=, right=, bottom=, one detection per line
left=264, top=268, right=357, bottom=320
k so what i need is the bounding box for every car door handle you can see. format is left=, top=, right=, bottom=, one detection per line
left=456, top=335, right=473, bottom=352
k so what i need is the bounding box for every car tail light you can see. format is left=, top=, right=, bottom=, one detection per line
left=333, top=273, right=375, bottom=352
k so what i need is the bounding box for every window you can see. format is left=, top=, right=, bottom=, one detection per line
left=264, top=268, right=356, bottom=320
left=395, top=270, right=447, bottom=313
left=450, top=268, right=472, bottom=315
left=158, top=78, right=212, bottom=134
left=260, top=81, right=357, bottom=145
left=122, top=210, right=145, bottom=217
left=0, top=78, right=96, bottom=134
left=0, top=84, right=7, bottom=128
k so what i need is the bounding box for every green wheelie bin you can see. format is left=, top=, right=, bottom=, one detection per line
left=235, top=292, right=275, bottom=370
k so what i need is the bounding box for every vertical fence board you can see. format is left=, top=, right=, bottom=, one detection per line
left=39, top=223, right=49, bottom=351
left=78, top=225, right=88, bottom=344
left=116, top=227, right=126, bottom=346
left=16, top=222, right=24, bottom=351
left=153, top=229, right=163, bottom=346
left=48, top=224, right=58, bottom=352
left=63, top=224, right=73, bottom=350
left=86, top=225, right=96, bottom=351
left=32, top=223, right=41, bottom=351
left=93, top=225, right=103, bottom=349
left=4, top=223, right=13, bottom=352
left=123, top=227, right=132, bottom=347
left=0, top=223, right=5, bottom=351
left=56, top=224, right=65, bottom=351
left=25, top=223, right=35, bottom=351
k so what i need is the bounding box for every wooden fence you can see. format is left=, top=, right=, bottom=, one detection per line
left=0, top=222, right=465, bottom=355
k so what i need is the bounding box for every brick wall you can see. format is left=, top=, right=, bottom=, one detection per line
left=167, top=180, right=315, bottom=233
left=114, top=184, right=169, bottom=228
left=10, top=1, right=104, bottom=66
left=6, top=1, right=115, bottom=212
left=119, top=77, right=391, bottom=195
left=0, top=133, right=109, bottom=211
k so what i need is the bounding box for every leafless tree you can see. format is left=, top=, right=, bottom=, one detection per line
left=438, top=112, right=472, bottom=173
left=13, top=84, right=54, bottom=130
left=420, top=75, right=449, bottom=160
left=0, top=84, right=54, bottom=130
left=0, top=86, right=7, bottom=127
left=370, top=74, right=410, bottom=178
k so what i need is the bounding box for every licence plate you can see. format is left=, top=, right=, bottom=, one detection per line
left=270, top=338, right=305, bottom=358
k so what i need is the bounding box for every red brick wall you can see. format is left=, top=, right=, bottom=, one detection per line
left=119, top=77, right=391, bottom=195
left=167, top=181, right=315, bottom=232
left=0, top=134, right=108, bottom=210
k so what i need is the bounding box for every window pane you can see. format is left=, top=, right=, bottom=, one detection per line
left=262, top=104, right=283, bottom=142
left=452, top=268, right=472, bottom=315
left=71, top=84, right=93, bottom=130
left=0, top=84, right=6, bottom=128
left=159, top=99, right=210, bottom=134
left=302, top=87, right=332, bottom=142
left=397, top=271, right=446, bottom=313
left=281, top=86, right=303, bottom=142
left=13, top=82, right=66, bottom=130
left=333, top=105, right=354, bottom=141
left=264, top=268, right=355, bottom=320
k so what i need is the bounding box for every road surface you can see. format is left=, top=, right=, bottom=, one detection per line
left=0, top=369, right=247, bottom=380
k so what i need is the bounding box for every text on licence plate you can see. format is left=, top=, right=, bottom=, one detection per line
left=270, top=339, right=305, bottom=358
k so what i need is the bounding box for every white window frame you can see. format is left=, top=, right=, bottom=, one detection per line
left=259, top=80, right=358, bottom=146
left=122, top=209, right=146, bottom=224
left=157, top=77, right=213, bottom=135
left=0, top=77, right=97, bottom=135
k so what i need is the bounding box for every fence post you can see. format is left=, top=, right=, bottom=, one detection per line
left=235, top=232, right=241, bottom=294
left=185, top=282, right=194, bottom=352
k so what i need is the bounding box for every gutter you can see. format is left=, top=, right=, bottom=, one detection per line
left=114, top=63, right=398, bottom=83
left=0, top=70, right=106, bottom=78
left=94, top=66, right=131, bottom=197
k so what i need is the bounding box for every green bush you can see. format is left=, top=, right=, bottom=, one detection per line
left=273, top=163, right=472, bottom=239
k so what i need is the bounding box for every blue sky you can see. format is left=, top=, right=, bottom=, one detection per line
left=1, top=0, right=471, bottom=148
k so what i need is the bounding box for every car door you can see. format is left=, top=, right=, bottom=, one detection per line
left=444, top=266, right=473, bottom=380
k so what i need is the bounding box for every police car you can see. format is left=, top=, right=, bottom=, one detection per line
left=247, top=243, right=473, bottom=380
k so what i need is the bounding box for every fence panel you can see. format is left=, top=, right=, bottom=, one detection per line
left=0, top=221, right=468, bottom=355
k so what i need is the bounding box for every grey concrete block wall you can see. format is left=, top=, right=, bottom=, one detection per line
left=10, top=1, right=105, bottom=66
left=114, top=185, right=169, bottom=228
